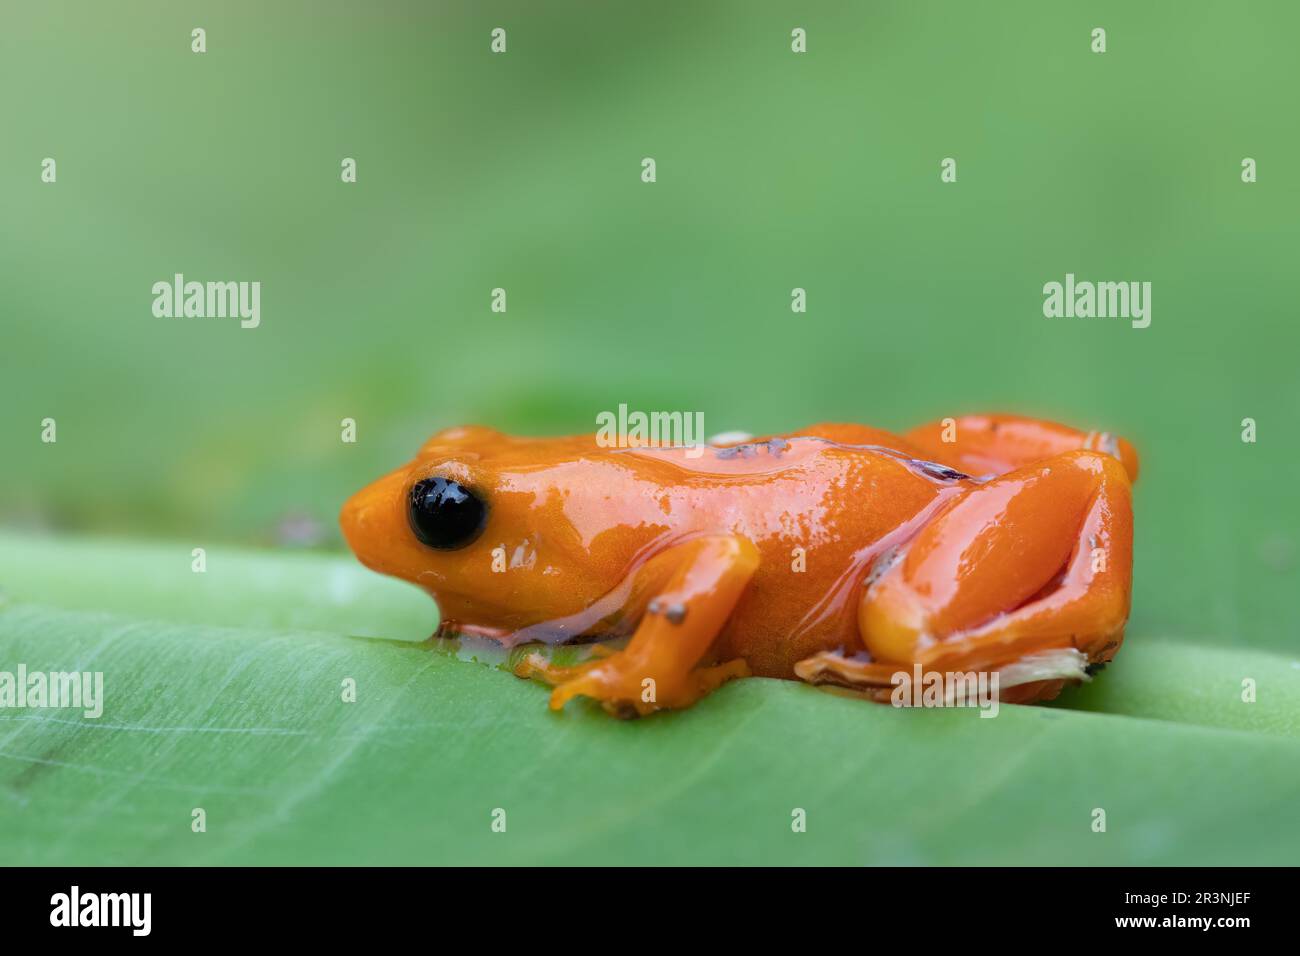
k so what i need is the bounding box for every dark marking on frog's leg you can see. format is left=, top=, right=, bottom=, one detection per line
left=714, top=438, right=792, bottom=461
left=646, top=598, right=687, bottom=625
left=714, top=444, right=754, bottom=460
left=864, top=545, right=903, bottom=588
left=910, top=459, right=970, bottom=483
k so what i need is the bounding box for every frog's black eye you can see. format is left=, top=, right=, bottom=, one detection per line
left=407, top=477, right=487, bottom=550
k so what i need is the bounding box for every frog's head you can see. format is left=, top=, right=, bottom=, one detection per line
left=340, top=425, right=629, bottom=639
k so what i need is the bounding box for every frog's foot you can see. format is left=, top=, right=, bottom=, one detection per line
left=793, top=652, right=900, bottom=703
left=511, top=644, right=616, bottom=687
left=546, top=534, right=760, bottom=716
left=549, top=655, right=750, bottom=718
left=855, top=449, right=1134, bottom=704
left=796, top=647, right=1091, bottom=705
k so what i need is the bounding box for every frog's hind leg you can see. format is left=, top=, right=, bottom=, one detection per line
left=903, top=413, right=1140, bottom=482
left=803, top=449, right=1133, bottom=705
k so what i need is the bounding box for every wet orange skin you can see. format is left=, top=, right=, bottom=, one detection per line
left=341, top=416, right=1138, bottom=715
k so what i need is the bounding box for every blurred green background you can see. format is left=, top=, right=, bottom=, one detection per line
left=3, top=0, right=1297, bottom=656
left=3, top=0, right=1300, bottom=869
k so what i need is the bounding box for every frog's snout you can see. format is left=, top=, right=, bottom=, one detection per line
left=339, top=490, right=373, bottom=568
left=339, top=471, right=402, bottom=572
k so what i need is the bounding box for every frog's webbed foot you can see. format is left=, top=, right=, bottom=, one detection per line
left=532, top=534, right=759, bottom=716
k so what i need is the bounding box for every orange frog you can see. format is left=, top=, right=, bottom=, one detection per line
left=341, top=415, right=1138, bottom=716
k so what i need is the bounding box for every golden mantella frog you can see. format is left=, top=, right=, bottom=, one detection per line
left=341, top=414, right=1138, bottom=716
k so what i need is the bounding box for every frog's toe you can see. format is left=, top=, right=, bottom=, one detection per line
left=688, top=658, right=751, bottom=696
left=550, top=658, right=750, bottom=715
left=512, top=643, right=620, bottom=687
left=513, top=651, right=590, bottom=686
left=794, top=651, right=902, bottom=702
left=549, top=662, right=657, bottom=716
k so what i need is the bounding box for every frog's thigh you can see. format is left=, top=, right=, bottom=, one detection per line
left=904, top=413, right=1140, bottom=482
left=549, top=535, right=759, bottom=715
left=800, top=451, right=1133, bottom=698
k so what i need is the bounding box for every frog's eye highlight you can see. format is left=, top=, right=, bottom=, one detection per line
left=407, top=477, right=487, bottom=550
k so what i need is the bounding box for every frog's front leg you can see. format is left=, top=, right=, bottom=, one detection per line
left=535, top=535, right=759, bottom=716
left=799, top=449, right=1133, bottom=703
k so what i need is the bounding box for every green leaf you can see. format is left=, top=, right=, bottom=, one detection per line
left=1, top=532, right=1297, bottom=865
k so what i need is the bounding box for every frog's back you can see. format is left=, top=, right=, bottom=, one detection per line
left=626, top=425, right=966, bottom=677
